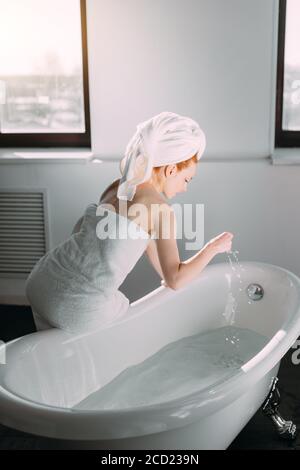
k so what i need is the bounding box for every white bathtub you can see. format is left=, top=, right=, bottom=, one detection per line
left=1, top=261, right=300, bottom=450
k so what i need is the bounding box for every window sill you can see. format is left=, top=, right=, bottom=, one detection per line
left=0, top=148, right=95, bottom=164
left=271, top=148, right=300, bottom=165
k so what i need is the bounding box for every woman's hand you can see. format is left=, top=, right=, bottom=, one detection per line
left=205, top=232, right=234, bottom=255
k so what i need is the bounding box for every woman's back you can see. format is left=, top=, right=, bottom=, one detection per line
left=98, top=177, right=169, bottom=238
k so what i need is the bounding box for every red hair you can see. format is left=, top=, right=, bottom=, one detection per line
left=99, top=154, right=199, bottom=202
left=152, top=153, right=199, bottom=175
left=150, top=153, right=199, bottom=190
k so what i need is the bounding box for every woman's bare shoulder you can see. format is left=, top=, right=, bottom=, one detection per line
left=133, top=185, right=170, bottom=210
left=99, top=179, right=171, bottom=217
left=98, top=180, right=173, bottom=235
left=98, top=179, right=120, bottom=204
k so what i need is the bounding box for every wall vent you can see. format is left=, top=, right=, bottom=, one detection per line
left=0, top=190, right=48, bottom=278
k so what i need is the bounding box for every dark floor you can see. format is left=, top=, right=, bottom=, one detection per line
left=0, top=304, right=300, bottom=450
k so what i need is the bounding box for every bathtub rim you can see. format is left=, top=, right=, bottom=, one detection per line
left=2, top=262, right=300, bottom=408
left=0, top=261, right=300, bottom=440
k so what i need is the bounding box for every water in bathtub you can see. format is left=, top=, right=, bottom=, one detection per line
left=74, top=325, right=268, bottom=410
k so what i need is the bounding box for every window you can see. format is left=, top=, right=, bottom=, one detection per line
left=276, top=0, right=300, bottom=147
left=0, top=0, right=91, bottom=148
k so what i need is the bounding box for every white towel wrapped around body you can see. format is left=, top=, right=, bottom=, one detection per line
left=25, top=203, right=150, bottom=334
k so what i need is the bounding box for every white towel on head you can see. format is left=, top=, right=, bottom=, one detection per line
left=117, top=111, right=207, bottom=201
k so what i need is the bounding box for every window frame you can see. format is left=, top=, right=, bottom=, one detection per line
left=275, top=0, right=300, bottom=147
left=0, top=0, right=91, bottom=148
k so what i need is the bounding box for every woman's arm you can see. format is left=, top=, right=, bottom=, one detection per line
left=153, top=205, right=233, bottom=290
left=145, top=239, right=165, bottom=279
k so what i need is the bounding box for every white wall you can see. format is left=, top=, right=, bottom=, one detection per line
left=1, top=0, right=300, bottom=305
left=87, top=0, right=276, bottom=160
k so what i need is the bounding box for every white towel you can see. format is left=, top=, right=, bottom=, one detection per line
left=25, top=203, right=150, bottom=334
left=117, top=111, right=206, bottom=201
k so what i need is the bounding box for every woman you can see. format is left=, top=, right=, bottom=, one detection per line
left=25, top=111, right=233, bottom=334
